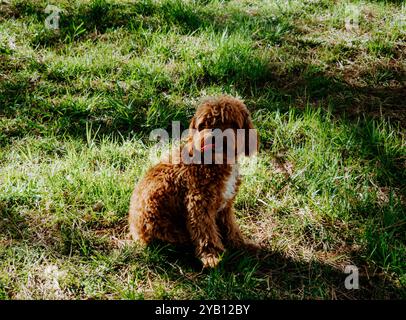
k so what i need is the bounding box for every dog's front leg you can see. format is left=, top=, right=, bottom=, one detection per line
left=186, top=196, right=224, bottom=268
left=218, top=204, right=260, bottom=252
left=218, top=203, right=245, bottom=247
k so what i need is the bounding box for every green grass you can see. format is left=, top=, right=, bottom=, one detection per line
left=0, top=0, right=405, bottom=299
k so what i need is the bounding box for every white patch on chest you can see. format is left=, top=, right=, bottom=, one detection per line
left=218, top=165, right=239, bottom=211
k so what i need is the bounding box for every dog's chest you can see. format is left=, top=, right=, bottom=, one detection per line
left=218, top=166, right=239, bottom=211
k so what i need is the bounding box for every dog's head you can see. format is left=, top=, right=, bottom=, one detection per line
left=186, top=96, right=258, bottom=164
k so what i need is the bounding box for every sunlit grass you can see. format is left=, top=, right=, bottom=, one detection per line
left=0, top=0, right=405, bottom=299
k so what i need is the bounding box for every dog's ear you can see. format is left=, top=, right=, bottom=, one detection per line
left=244, top=115, right=259, bottom=156
left=189, top=116, right=197, bottom=130
left=187, top=116, right=197, bottom=157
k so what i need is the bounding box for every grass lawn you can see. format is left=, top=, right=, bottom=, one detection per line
left=0, top=0, right=405, bottom=299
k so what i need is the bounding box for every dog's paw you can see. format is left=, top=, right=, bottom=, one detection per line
left=229, top=238, right=262, bottom=253
left=201, top=253, right=222, bottom=268
left=243, top=241, right=262, bottom=253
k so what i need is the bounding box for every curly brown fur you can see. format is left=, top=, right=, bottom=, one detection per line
left=128, top=95, right=259, bottom=268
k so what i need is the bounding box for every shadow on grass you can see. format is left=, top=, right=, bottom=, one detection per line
left=0, top=200, right=31, bottom=240
left=1, top=54, right=405, bottom=141
left=3, top=0, right=294, bottom=45
left=141, top=242, right=405, bottom=299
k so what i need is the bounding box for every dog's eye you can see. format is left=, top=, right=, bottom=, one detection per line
left=197, top=123, right=205, bottom=131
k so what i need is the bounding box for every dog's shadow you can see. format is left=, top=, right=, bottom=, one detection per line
left=141, top=241, right=404, bottom=299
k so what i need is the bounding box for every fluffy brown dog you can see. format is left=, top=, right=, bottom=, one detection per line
left=128, top=96, right=259, bottom=268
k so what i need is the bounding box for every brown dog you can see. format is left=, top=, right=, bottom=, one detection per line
left=128, top=96, right=259, bottom=268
